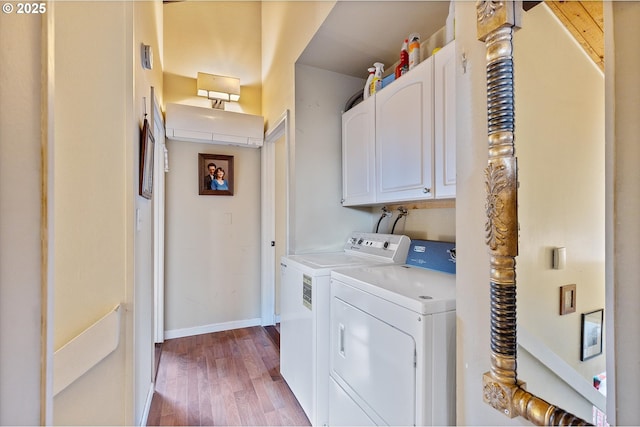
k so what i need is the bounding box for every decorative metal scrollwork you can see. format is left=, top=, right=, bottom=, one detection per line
left=477, top=1, right=590, bottom=425
left=477, top=1, right=504, bottom=25
left=484, top=162, right=510, bottom=250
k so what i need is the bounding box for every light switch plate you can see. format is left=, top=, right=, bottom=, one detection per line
left=559, top=284, right=576, bottom=315
left=141, top=44, right=153, bottom=70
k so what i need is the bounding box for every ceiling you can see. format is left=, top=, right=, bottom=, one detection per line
left=296, top=1, right=604, bottom=79
left=297, top=1, right=450, bottom=78
left=543, top=1, right=604, bottom=72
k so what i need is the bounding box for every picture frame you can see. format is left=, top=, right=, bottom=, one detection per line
left=139, top=118, right=154, bottom=199
left=580, top=308, right=603, bottom=361
left=559, top=284, right=577, bottom=315
left=198, top=153, right=234, bottom=196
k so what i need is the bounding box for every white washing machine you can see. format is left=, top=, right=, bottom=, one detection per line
left=280, top=232, right=411, bottom=426
left=329, top=240, right=456, bottom=426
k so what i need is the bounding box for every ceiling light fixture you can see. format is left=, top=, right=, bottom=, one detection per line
left=197, top=72, right=240, bottom=109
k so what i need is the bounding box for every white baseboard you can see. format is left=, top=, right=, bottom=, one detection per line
left=139, top=382, right=155, bottom=426
left=164, top=318, right=262, bottom=340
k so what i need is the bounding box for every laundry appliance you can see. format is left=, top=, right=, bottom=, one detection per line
left=329, top=239, right=456, bottom=426
left=280, top=232, right=411, bottom=426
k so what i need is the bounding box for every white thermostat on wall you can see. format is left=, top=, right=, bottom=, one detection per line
left=141, top=43, right=153, bottom=70
left=552, top=247, right=566, bottom=270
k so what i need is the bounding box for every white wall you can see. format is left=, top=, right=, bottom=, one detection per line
left=133, top=2, right=164, bottom=424
left=606, top=3, right=640, bottom=425
left=518, top=348, right=594, bottom=420
left=515, top=3, right=605, bottom=383
left=164, top=142, right=262, bottom=335
left=385, top=207, right=456, bottom=241
left=455, top=3, right=507, bottom=423
left=455, top=2, right=608, bottom=424
left=1, top=2, right=161, bottom=424
left=163, top=1, right=263, bottom=336
left=261, top=1, right=336, bottom=128
left=163, top=1, right=262, bottom=115
left=293, top=64, right=373, bottom=253
left=51, top=2, right=136, bottom=424
left=0, top=11, right=42, bottom=426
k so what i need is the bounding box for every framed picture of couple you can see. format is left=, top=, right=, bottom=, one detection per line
left=198, top=153, right=234, bottom=196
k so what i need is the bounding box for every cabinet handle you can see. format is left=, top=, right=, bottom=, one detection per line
left=423, top=187, right=432, bottom=194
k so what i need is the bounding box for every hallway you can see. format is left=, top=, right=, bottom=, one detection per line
left=147, top=327, right=309, bottom=426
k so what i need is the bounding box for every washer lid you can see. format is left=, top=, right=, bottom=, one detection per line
left=331, top=264, right=455, bottom=314
left=283, top=252, right=387, bottom=275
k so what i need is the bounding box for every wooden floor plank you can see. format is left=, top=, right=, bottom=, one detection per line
left=147, top=326, right=309, bottom=426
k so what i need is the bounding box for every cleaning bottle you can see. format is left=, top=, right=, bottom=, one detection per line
left=363, top=67, right=375, bottom=99
left=445, top=0, right=455, bottom=43
left=395, top=39, right=409, bottom=79
left=408, top=33, right=421, bottom=70
left=370, top=62, right=384, bottom=96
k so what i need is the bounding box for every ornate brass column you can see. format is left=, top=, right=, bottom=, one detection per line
left=477, top=1, right=589, bottom=425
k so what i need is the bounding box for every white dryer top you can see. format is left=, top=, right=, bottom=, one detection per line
left=331, top=264, right=455, bottom=315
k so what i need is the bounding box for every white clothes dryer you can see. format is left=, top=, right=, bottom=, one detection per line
left=280, top=232, right=410, bottom=426
left=329, top=239, right=456, bottom=426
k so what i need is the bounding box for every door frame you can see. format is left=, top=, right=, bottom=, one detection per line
left=261, top=110, right=289, bottom=326
left=150, top=87, right=165, bottom=344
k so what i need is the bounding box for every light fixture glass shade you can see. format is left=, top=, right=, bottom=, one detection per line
left=197, top=72, right=240, bottom=102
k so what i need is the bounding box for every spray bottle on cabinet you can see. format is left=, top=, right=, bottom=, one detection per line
left=395, top=39, right=409, bottom=79
left=369, top=62, right=384, bottom=96
left=363, top=67, right=376, bottom=99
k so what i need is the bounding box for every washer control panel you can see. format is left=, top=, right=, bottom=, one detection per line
left=343, top=232, right=411, bottom=263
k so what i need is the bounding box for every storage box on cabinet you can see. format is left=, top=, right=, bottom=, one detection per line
left=341, top=41, right=456, bottom=206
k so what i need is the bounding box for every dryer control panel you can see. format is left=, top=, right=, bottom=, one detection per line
left=343, top=232, right=411, bottom=264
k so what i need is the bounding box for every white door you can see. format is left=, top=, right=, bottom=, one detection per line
left=261, top=111, right=289, bottom=325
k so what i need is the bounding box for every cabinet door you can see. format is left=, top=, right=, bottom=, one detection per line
left=434, top=41, right=456, bottom=199
left=341, top=96, right=376, bottom=206
left=375, top=57, right=434, bottom=203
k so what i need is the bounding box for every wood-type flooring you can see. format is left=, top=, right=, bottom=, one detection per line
left=147, top=326, right=310, bottom=426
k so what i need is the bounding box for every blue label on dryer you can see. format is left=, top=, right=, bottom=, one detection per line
left=406, top=240, right=456, bottom=274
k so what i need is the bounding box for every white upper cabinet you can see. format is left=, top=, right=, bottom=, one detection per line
left=433, top=41, right=457, bottom=199
left=341, top=41, right=456, bottom=206
left=341, top=95, right=376, bottom=206
left=376, top=56, right=434, bottom=203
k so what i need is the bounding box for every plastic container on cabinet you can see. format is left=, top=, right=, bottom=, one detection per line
left=408, top=33, right=421, bottom=70
left=382, top=74, right=395, bottom=88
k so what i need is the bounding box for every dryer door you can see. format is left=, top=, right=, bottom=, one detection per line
left=331, top=296, right=416, bottom=426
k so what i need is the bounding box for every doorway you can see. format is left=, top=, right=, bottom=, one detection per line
left=261, top=110, right=290, bottom=326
